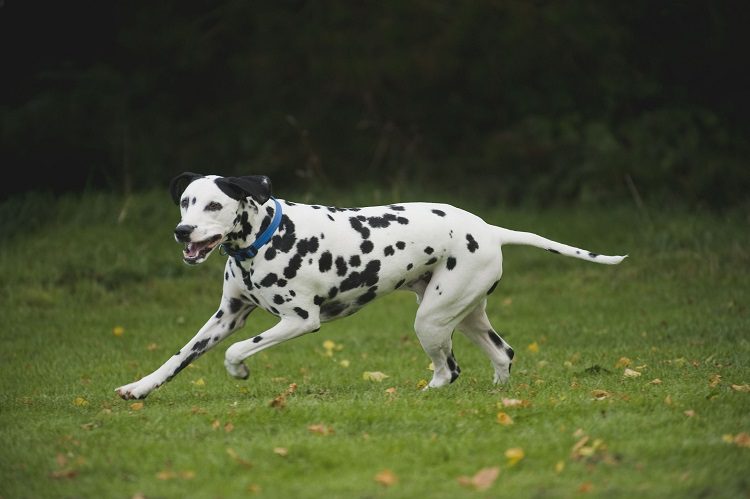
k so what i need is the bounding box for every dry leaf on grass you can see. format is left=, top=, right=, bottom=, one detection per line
left=273, top=447, right=288, bottom=457
left=709, top=374, right=722, bottom=388
left=505, top=448, right=525, bottom=466
left=147, top=343, right=159, bottom=351
left=308, top=424, right=334, bottom=436
left=614, top=357, right=631, bottom=368
left=496, top=412, right=514, bottom=426
left=723, top=432, right=750, bottom=448
left=374, top=469, right=398, bottom=487
left=226, top=448, right=253, bottom=468
left=623, top=368, right=641, bottom=378
left=500, top=398, right=530, bottom=408
left=527, top=341, right=539, bottom=353
left=731, top=384, right=750, bottom=392
left=457, top=466, right=500, bottom=491
left=591, top=389, right=611, bottom=400
left=362, top=371, right=389, bottom=382
left=112, top=326, right=125, bottom=337
left=649, top=378, right=663, bottom=385
left=684, top=410, right=696, bottom=418
left=269, top=383, right=298, bottom=409
left=129, top=402, right=144, bottom=411
left=416, top=379, right=428, bottom=390
left=73, top=397, right=88, bottom=407
left=191, top=378, right=205, bottom=386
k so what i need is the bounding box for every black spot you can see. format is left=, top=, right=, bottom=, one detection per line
left=487, top=330, right=504, bottom=348
left=312, top=205, right=321, bottom=209
left=360, top=240, right=374, bottom=254
left=215, top=309, right=224, bottom=319
left=273, top=295, right=285, bottom=305
left=284, top=254, right=303, bottom=279
left=253, top=335, right=263, bottom=343
left=407, top=263, right=414, bottom=270
left=225, top=271, right=229, bottom=281
left=466, top=234, right=479, bottom=253
left=356, top=286, right=378, bottom=305
left=505, top=346, right=515, bottom=360
left=289, top=290, right=296, bottom=297
left=277, top=279, right=287, bottom=287
left=229, top=320, right=236, bottom=329
left=269, top=307, right=279, bottom=315
left=424, top=246, right=434, bottom=255
left=395, top=279, right=405, bottom=289
left=314, top=295, right=325, bottom=306
left=327, top=214, right=335, bottom=221
left=270, top=215, right=297, bottom=253
left=328, top=286, right=339, bottom=299
left=431, top=209, right=446, bottom=217
left=319, top=251, right=333, bottom=272
left=249, top=295, right=259, bottom=305
left=321, top=301, right=347, bottom=318
left=487, top=280, right=499, bottom=295
left=192, top=338, right=210, bottom=352
left=447, top=354, right=457, bottom=371
left=260, top=273, right=278, bottom=287
left=294, top=307, right=309, bottom=319
left=229, top=298, right=243, bottom=313
left=264, top=247, right=277, bottom=260
left=396, top=241, right=405, bottom=250
left=547, top=248, right=560, bottom=254
left=384, top=245, right=395, bottom=256
left=589, top=252, right=599, bottom=258
left=296, top=237, right=319, bottom=256
left=426, top=257, right=437, bottom=265
left=389, top=205, right=405, bottom=211
left=335, top=256, right=348, bottom=276
left=340, top=260, right=381, bottom=292
left=396, top=217, right=409, bottom=225
left=349, top=255, right=361, bottom=267
left=446, top=257, right=457, bottom=270
left=191, top=197, right=196, bottom=205
left=349, top=217, right=371, bottom=239
left=367, top=214, right=397, bottom=228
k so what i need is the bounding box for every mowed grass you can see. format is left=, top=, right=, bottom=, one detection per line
left=1, top=190, right=749, bottom=498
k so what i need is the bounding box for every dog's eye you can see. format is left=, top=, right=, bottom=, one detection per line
left=180, top=198, right=189, bottom=209
left=205, top=201, right=223, bottom=211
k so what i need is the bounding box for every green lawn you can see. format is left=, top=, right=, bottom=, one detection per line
left=1, top=191, right=748, bottom=498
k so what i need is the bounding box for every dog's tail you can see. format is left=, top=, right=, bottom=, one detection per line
left=494, top=227, right=627, bottom=265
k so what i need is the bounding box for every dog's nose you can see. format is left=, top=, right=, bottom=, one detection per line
left=174, top=224, right=196, bottom=242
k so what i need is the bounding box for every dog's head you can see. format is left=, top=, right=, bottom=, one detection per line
left=168, top=172, right=272, bottom=265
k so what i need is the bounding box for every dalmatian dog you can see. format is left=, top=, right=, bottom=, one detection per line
left=116, top=173, right=626, bottom=400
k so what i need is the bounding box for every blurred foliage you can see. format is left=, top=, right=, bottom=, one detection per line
left=1, top=0, right=749, bottom=208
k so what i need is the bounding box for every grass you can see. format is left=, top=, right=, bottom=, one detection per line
left=1, top=189, right=749, bottom=498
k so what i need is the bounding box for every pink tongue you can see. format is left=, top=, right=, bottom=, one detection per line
left=186, top=243, right=204, bottom=258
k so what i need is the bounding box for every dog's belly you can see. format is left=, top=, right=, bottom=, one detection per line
left=243, top=201, right=499, bottom=322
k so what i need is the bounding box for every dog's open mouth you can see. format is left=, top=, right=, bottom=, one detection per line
left=183, top=234, right=222, bottom=264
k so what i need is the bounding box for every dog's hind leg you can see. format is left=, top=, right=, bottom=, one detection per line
left=224, top=315, right=320, bottom=380
left=458, top=299, right=514, bottom=384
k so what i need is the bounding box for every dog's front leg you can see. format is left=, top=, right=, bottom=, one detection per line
left=224, top=315, right=320, bottom=380
left=115, top=296, right=255, bottom=400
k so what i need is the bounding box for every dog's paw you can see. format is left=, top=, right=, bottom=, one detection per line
left=115, top=380, right=154, bottom=400
left=224, top=359, right=250, bottom=380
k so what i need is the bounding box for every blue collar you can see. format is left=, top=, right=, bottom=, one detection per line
left=221, top=197, right=283, bottom=263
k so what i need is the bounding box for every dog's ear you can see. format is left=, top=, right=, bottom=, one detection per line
left=169, top=172, right=204, bottom=205
left=215, top=175, right=273, bottom=205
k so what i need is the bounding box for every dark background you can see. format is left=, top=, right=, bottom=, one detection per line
left=2, top=0, right=749, bottom=208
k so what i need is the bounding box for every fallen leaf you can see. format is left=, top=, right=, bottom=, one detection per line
left=49, top=469, right=78, bottom=479
left=731, top=384, right=750, bottom=392
left=684, top=409, right=696, bottom=418
left=211, top=419, right=221, bottom=430
left=190, top=406, right=207, bottom=415
left=555, top=460, right=565, bottom=473
left=578, top=482, right=594, bottom=493
left=457, top=466, right=500, bottom=491
left=339, top=359, right=350, bottom=368
left=273, top=447, right=288, bottom=457
left=385, top=387, right=397, bottom=395
left=192, top=378, right=205, bottom=386
left=527, top=342, right=539, bottom=353
left=722, top=434, right=735, bottom=443
left=708, top=374, right=722, bottom=388
left=500, top=398, right=530, bottom=408
left=591, top=389, right=611, bottom=400
left=614, top=357, right=631, bottom=368
left=308, top=424, right=334, bottom=436
left=226, top=448, right=253, bottom=468
left=73, top=397, right=88, bottom=407
left=505, top=447, right=525, bottom=466
left=156, top=470, right=176, bottom=480
left=129, top=402, right=144, bottom=411
left=179, top=470, right=195, bottom=480
left=362, top=371, right=389, bottom=382
left=496, top=412, right=514, bottom=426
left=374, top=469, right=398, bottom=487
left=147, top=343, right=159, bottom=351
left=224, top=422, right=235, bottom=433
left=664, top=395, right=673, bottom=406
left=648, top=378, right=662, bottom=385
left=113, top=326, right=125, bottom=337
left=416, top=379, right=428, bottom=390
left=269, top=383, right=298, bottom=409
left=734, top=433, right=750, bottom=448
left=623, top=368, right=642, bottom=378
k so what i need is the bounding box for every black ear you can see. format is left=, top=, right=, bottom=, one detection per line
left=169, top=172, right=204, bottom=204
left=215, top=175, right=273, bottom=205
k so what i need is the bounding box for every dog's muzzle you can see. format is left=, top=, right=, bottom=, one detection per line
left=174, top=225, right=223, bottom=264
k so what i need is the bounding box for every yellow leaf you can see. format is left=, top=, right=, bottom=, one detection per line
left=112, top=326, right=125, bottom=337
left=129, top=402, right=144, bottom=411
left=614, top=357, right=631, bottom=368
left=308, top=424, right=334, bottom=436
left=708, top=374, right=721, bottom=387
left=339, top=359, right=350, bottom=368
left=427, top=362, right=435, bottom=371
left=648, top=378, right=662, bottom=385
left=73, top=397, right=88, bottom=407
left=734, top=432, right=750, bottom=448
left=722, top=434, right=735, bottom=443
left=362, top=371, right=389, bottom=382
left=457, top=466, right=500, bottom=491
left=192, top=378, right=205, bottom=386
left=623, top=368, right=641, bottom=378
left=147, top=343, right=159, bottom=351
left=179, top=470, right=195, bottom=480
left=416, top=379, right=428, bottom=390
left=664, top=395, right=673, bottom=406
left=374, top=469, right=398, bottom=487
left=731, top=384, right=750, bottom=392
left=555, top=460, right=565, bottom=473
left=591, top=389, right=611, bottom=400
left=527, top=342, right=539, bottom=353
left=496, top=412, right=514, bottom=426
left=323, top=340, right=336, bottom=351
left=156, top=470, right=175, bottom=480
left=505, top=447, right=525, bottom=466
left=273, top=447, right=288, bottom=457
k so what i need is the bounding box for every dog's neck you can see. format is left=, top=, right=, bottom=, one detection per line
left=224, top=199, right=276, bottom=251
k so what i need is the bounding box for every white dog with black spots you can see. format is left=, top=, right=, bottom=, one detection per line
left=116, top=173, right=626, bottom=400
